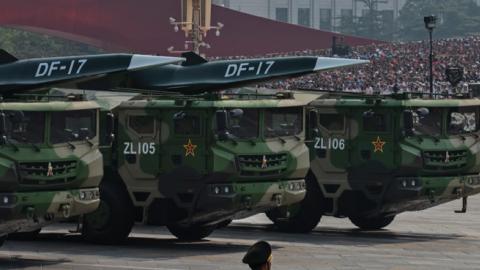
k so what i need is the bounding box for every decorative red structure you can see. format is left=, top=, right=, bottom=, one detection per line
left=0, top=0, right=379, bottom=57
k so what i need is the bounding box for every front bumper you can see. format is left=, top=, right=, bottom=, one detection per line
left=188, top=179, right=306, bottom=225
left=381, top=174, right=480, bottom=213
left=0, top=187, right=100, bottom=236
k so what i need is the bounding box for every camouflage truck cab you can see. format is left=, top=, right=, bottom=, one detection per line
left=269, top=93, right=480, bottom=232
left=82, top=91, right=317, bottom=243
left=0, top=96, right=104, bottom=245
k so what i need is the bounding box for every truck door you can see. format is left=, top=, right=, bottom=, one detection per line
left=307, top=108, right=350, bottom=205
left=312, top=109, right=349, bottom=173
left=118, top=110, right=160, bottom=180
left=350, top=109, right=394, bottom=174
left=159, top=109, right=207, bottom=178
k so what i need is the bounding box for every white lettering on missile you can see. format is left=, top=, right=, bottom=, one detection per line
left=123, top=142, right=156, bottom=155
left=35, top=63, right=49, bottom=77
left=76, top=59, right=88, bottom=74
left=314, top=137, right=345, bottom=150
left=237, top=63, right=249, bottom=76
left=35, top=59, right=89, bottom=78
left=224, top=61, right=276, bottom=78
left=48, top=61, right=61, bottom=76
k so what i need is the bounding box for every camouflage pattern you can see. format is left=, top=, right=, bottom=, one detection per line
left=305, top=93, right=480, bottom=224
left=84, top=90, right=318, bottom=240
left=0, top=99, right=103, bottom=239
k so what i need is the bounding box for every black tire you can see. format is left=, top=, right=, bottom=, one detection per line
left=167, top=223, right=215, bottom=241
left=82, top=181, right=134, bottom=244
left=0, top=235, right=6, bottom=246
left=349, top=215, right=395, bottom=230
left=266, top=173, right=323, bottom=233
left=8, top=229, right=41, bottom=240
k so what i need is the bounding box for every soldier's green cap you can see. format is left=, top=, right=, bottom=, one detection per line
left=242, top=241, right=272, bottom=265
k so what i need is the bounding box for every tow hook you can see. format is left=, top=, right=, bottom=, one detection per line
left=242, top=195, right=252, bottom=209
left=273, top=194, right=283, bottom=207
left=69, top=215, right=83, bottom=233
left=25, top=206, right=38, bottom=222
left=427, top=189, right=435, bottom=203
left=60, top=204, right=71, bottom=218
left=455, top=196, right=468, bottom=213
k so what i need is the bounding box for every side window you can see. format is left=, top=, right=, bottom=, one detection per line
left=319, top=113, right=345, bottom=132
left=363, top=113, right=387, bottom=132
left=174, top=114, right=201, bottom=136
left=129, top=115, right=155, bottom=135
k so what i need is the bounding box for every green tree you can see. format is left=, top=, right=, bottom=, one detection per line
left=398, top=0, right=480, bottom=41
left=337, top=0, right=395, bottom=41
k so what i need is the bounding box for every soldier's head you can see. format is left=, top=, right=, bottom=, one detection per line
left=242, top=241, right=272, bottom=270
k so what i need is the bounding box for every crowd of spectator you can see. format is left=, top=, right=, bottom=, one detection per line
left=214, top=35, right=480, bottom=94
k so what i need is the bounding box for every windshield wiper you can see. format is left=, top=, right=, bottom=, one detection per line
left=4, top=139, right=19, bottom=152
left=66, top=141, right=76, bottom=150
left=30, top=143, right=40, bottom=152
left=85, top=138, right=94, bottom=147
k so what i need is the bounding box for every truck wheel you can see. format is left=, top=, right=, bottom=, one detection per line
left=349, top=215, right=395, bottom=230
left=82, top=181, right=134, bottom=244
left=8, top=229, right=41, bottom=240
left=167, top=223, right=215, bottom=241
left=266, top=174, right=323, bottom=233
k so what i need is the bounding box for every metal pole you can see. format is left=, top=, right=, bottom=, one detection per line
left=429, top=30, right=433, bottom=98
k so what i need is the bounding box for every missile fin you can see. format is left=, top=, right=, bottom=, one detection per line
left=0, top=50, right=18, bottom=64
left=181, top=51, right=208, bottom=66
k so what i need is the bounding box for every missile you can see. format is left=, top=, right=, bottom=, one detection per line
left=125, top=52, right=369, bottom=94
left=71, top=52, right=369, bottom=94
left=0, top=50, right=184, bottom=94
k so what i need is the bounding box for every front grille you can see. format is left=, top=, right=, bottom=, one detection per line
left=423, top=150, right=468, bottom=171
left=237, top=153, right=288, bottom=177
left=18, top=160, right=78, bottom=186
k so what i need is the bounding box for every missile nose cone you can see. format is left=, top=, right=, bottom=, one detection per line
left=313, top=57, right=369, bottom=71
left=128, top=55, right=185, bottom=71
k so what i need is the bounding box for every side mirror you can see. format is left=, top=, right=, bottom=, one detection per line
left=173, top=111, right=186, bottom=120
left=308, top=110, right=319, bottom=136
left=0, top=112, right=6, bottom=144
left=105, top=112, right=115, bottom=145
left=229, top=109, right=244, bottom=119
left=403, top=110, right=414, bottom=137
left=216, top=110, right=229, bottom=141
left=363, top=110, right=375, bottom=118
left=416, top=107, right=430, bottom=117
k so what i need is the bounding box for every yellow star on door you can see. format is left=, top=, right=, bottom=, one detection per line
left=184, top=139, right=197, bottom=157
left=372, top=136, right=386, bottom=153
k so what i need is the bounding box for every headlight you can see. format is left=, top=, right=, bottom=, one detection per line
left=211, top=184, right=234, bottom=195
left=0, top=194, right=16, bottom=206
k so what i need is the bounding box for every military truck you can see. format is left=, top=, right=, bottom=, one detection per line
left=267, top=92, right=480, bottom=232
left=79, top=90, right=317, bottom=243
left=0, top=94, right=108, bottom=246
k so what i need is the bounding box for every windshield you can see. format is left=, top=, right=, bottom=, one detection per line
left=224, top=109, right=259, bottom=139
left=411, top=108, right=442, bottom=136
left=264, top=107, right=303, bottom=138
left=4, top=111, right=45, bottom=144
left=51, top=109, right=97, bottom=144
left=448, top=107, right=478, bottom=135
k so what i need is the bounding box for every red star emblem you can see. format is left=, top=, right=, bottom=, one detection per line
left=372, top=136, right=386, bottom=153
left=183, top=139, right=197, bottom=157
